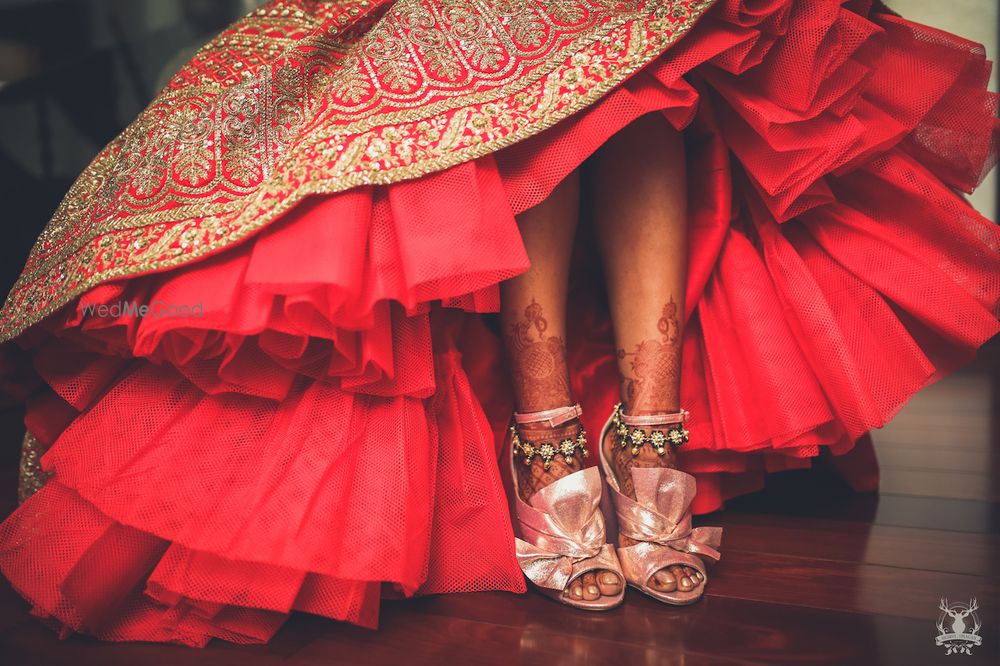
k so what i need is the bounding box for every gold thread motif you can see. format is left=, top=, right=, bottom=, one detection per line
left=18, top=430, right=53, bottom=504
left=0, top=0, right=716, bottom=342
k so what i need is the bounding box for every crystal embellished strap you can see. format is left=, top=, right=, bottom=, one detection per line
left=618, top=406, right=690, bottom=426
left=611, top=403, right=690, bottom=455
left=511, top=404, right=588, bottom=470
left=513, top=403, right=583, bottom=428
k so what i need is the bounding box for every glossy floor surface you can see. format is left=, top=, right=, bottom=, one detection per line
left=0, top=336, right=997, bottom=665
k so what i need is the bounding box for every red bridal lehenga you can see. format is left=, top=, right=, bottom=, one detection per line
left=0, top=0, right=997, bottom=647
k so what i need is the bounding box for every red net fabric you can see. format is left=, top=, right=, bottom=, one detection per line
left=3, top=314, right=524, bottom=646
left=2, top=0, right=999, bottom=647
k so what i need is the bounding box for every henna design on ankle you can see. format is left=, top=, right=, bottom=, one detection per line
left=617, top=296, right=682, bottom=415
left=505, top=298, right=571, bottom=412
left=608, top=296, right=685, bottom=494
left=606, top=297, right=700, bottom=583
left=504, top=299, right=583, bottom=501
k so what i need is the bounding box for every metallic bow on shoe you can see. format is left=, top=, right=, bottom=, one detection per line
left=512, top=467, right=624, bottom=602
left=613, top=466, right=722, bottom=561
left=603, top=464, right=723, bottom=604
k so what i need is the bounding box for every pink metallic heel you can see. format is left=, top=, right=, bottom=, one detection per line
left=508, top=404, right=625, bottom=610
left=598, top=402, right=723, bottom=605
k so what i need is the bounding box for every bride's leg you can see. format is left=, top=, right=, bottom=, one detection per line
left=591, top=112, right=703, bottom=594
left=499, top=169, right=621, bottom=603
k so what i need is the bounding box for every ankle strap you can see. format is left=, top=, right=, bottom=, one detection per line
left=513, top=403, right=583, bottom=428
left=618, top=404, right=689, bottom=426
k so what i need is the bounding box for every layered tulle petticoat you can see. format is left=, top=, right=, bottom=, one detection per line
left=1, top=0, right=998, bottom=647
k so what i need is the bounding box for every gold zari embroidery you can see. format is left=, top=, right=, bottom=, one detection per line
left=18, top=430, right=53, bottom=504
left=0, top=0, right=715, bottom=342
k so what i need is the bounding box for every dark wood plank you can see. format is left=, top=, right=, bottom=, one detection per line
left=876, top=468, right=997, bottom=502
left=710, top=512, right=999, bottom=576
left=385, top=591, right=998, bottom=666
left=719, top=469, right=1000, bottom=534
left=7, top=585, right=998, bottom=666
left=708, top=549, right=998, bottom=621
left=875, top=444, right=994, bottom=468
left=0, top=591, right=762, bottom=666
left=867, top=495, right=1000, bottom=534
left=285, top=610, right=760, bottom=666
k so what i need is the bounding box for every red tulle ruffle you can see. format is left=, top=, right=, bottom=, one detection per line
left=2, top=0, right=998, bottom=647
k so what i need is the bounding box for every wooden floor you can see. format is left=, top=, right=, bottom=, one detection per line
left=0, top=338, right=997, bottom=666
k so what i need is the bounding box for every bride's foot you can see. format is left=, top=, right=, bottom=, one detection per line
left=600, top=410, right=704, bottom=595
left=513, top=417, right=623, bottom=602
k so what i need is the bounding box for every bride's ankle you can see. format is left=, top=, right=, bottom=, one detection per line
left=516, top=421, right=581, bottom=458
left=612, top=402, right=689, bottom=455
left=511, top=405, right=589, bottom=500
left=511, top=404, right=588, bottom=467
left=602, top=401, right=689, bottom=476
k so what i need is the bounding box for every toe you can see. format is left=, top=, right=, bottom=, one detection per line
left=597, top=570, right=622, bottom=597
left=580, top=572, right=600, bottom=601
left=568, top=579, right=584, bottom=601
left=682, top=565, right=703, bottom=587
left=652, top=568, right=677, bottom=592
left=668, top=565, right=691, bottom=591
left=673, top=565, right=702, bottom=592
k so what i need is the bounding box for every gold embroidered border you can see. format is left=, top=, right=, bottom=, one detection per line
left=18, top=430, right=52, bottom=504
left=0, top=0, right=716, bottom=342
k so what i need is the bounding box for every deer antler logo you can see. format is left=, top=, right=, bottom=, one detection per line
left=936, top=597, right=983, bottom=655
